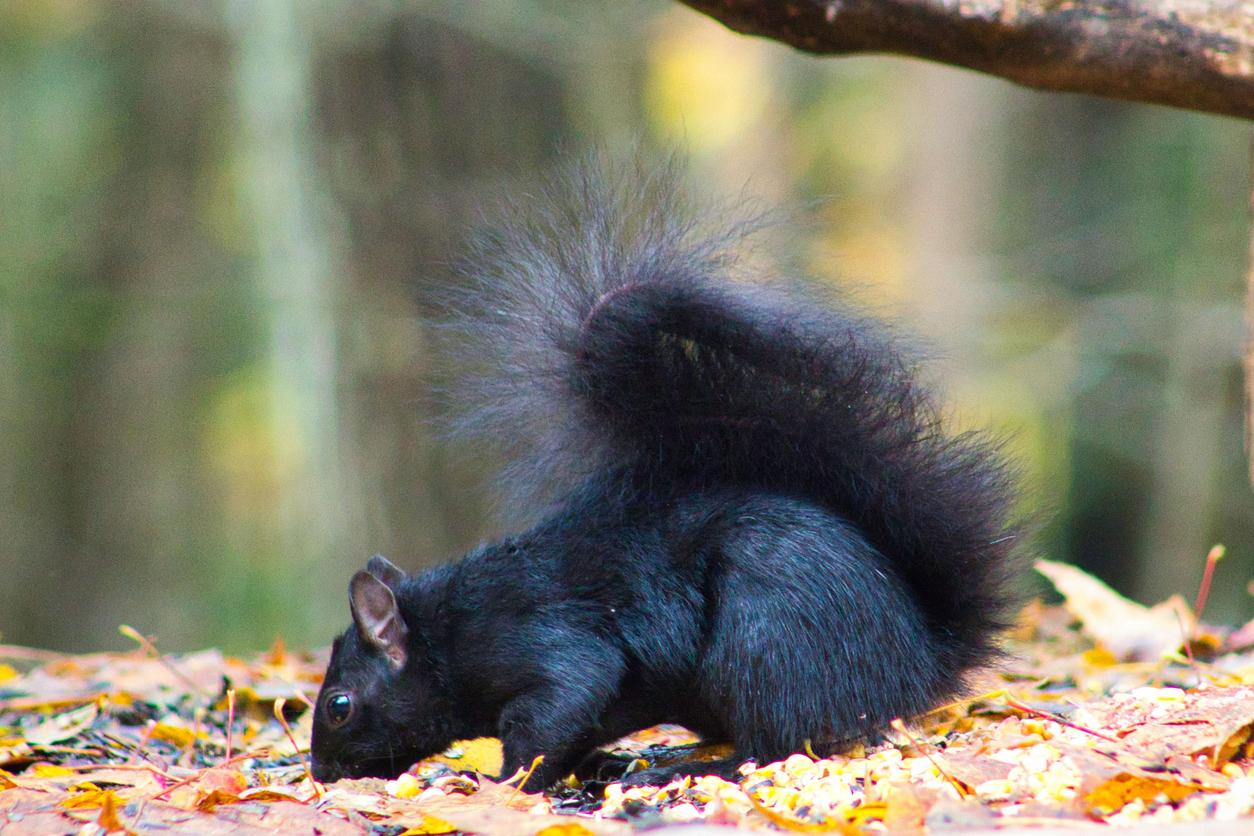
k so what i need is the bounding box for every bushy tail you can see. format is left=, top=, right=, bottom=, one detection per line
left=443, top=158, right=1019, bottom=672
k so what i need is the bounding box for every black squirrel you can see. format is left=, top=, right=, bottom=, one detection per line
left=309, top=160, right=1019, bottom=788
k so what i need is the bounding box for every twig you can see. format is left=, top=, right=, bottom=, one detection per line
left=1003, top=697, right=1121, bottom=744
left=274, top=697, right=320, bottom=798
left=889, top=718, right=969, bottom=799
left=1173, top=608, right=1202, bottom=688
left=503, top=754, right=545, bottom=804
left=57, top=762, right=180, bottom=782
left=117, top=625, right=214, bottom=700
left=224, top=689, right=236, bottom=763
left=150, top=751, right=271, bottom=800
left=1193, top=544, right=1226, bottom=623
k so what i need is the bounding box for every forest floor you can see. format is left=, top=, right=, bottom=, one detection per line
left=1, top=559, right=1253, bottom=835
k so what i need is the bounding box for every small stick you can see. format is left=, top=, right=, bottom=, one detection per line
left=890, top=718, right=968, bottom=799
left=224, top=689, right=236, bottom=764
left=917, top=686, right=1121, bottom=745
left=919, top=687, right=1012, bottom=718
left=150, top=751, right=271, bottom=800
left=1193, top=545, right=1225, bottom=625
left=129, top=720, right=159, bottom=766
left=57, top=762, right=180, bottom=782
left=118, top=625, right=213, bottom=700
left=0, top=693, right=106, bottom=712
left=1003, top=697, right=1120, bottom=744
left=504, top=754, right=545, bottom=804
left=181, top=707, right=205, bottom=767
left=274, top=697, right=320, bottom=798
left=1173, top=608, right=1202, bottom=688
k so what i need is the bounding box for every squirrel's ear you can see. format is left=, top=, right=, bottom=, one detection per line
left=349, top=571, right=408, bottom=670
left=365, top=554, right=406, bottom=590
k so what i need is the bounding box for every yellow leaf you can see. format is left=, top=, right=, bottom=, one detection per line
left=847, top=801, right=888, bottom=824
left=1085, top=774, right=1201, bottom=815
left=31, top=763, right=75, bottom=777
left=398, top=814, right=458, bottom=835
left=97, top=789, right=129, bottom=833
left=148, top=722, right=197, bottom=748
left=1082, top=645, right=1119, bottom=667
left=61, top=787, right=120, bottom=810
left=0, top=664, right=19, bottom=683
left=432, top=737, right=503, bottom=776
left=534, top=825, right=596, bottom=836
left=746, top=788, right=863, bottom=833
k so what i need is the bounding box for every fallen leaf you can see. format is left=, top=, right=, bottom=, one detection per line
left=60, top=787, right=123, bottom=810
left=397, top=814, right=459, bottom=834
left=533, top=824, right=596, bottom=835
left=96, top=788, right=131, bottom=833
left=22, top=702, right=99, bottom=746
left=1036, top=559, right=1193, bottom=661
left=1084, top=772, right=1201, bottom=816
left=1080, top=685, right=1254, bottom=765
left=432, top=737, right=503, bottom=775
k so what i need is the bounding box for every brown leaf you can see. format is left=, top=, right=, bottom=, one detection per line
left=1035, top=559, right=1193, bottom=661
left=936, top=747, right=1014, bottom=790
left=1082, top=685, right=1254, bottom=766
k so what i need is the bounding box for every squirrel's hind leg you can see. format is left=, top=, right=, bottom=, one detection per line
left=695, top=498, right=942, bottom=761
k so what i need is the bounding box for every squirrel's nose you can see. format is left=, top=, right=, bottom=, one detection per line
left=310, top=758, right=340, bottom=783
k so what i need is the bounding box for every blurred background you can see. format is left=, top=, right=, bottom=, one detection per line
left=2, top=0, right=1251, bottom=653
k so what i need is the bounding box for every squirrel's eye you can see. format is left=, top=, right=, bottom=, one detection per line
left=325, top=693, right=353, bottom=727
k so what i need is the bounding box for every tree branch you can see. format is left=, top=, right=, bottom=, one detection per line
left=677, top=1, right=1254, bottom=120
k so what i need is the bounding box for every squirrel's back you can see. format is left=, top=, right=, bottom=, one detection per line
left=443, top=157, right=1019, bottom=684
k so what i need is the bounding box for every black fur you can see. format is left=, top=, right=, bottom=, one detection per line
left=310, top=159, right=1019, bottom=788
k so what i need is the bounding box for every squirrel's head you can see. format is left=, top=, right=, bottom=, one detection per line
left=310, top=555, right=455, bottom=783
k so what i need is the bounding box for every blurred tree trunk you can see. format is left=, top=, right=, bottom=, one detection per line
left=226, top=0, right=360, bottom=638
left=902, top=64, right=1006, bottom=383
left=0, top=8, right=240, bottom=649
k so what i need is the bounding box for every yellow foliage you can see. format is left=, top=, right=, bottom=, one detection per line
left=534, top=824, right=596, bottom=836
left=398, top=814, right=458, bottom=835
left=148, top=722, right=198, bottom=748
left=1082, top=645, right=1120, bottom=667
left=388, top=772, right=423, bottom=799
left=644, top=13, right=770, bottom=152
left=60, top=787, right=119, bottom=809
left=1085, top=774, right=1203, bottom=815
left=432, top=737, right=504, bottom=776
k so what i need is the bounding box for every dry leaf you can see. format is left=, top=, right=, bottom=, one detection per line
left=1036, top=559, right=1194, bottom=660
left=431, top=737, right=504, bottom=775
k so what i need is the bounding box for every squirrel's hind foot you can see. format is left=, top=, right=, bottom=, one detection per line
left=617, top=756, right=746, bottom=787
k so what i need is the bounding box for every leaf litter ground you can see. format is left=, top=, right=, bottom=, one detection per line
left=2, top=559, right=1254, bottom=834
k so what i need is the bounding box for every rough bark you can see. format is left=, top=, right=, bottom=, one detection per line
left=678, top=1, right=1254, bottom=121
